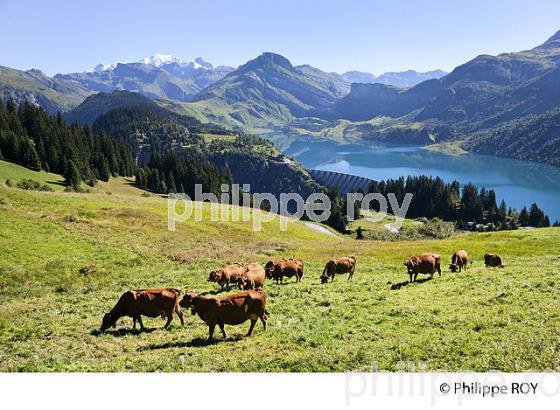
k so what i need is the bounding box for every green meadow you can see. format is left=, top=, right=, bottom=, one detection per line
left=0, top=160, right=559, bottom=372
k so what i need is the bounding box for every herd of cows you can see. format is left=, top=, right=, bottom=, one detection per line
left=99, top=251, right=505, bottom=340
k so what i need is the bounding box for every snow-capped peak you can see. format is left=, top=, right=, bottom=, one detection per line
left=141, top=53, right=183, bottom=67
left=89, top=55, right=217, bottom=73
left=93, top=63, right=115, bottom=72
left=141, top=54, right=214, bottom=70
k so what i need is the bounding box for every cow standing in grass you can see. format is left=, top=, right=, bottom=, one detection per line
left=180, top=290, right=267, bottom=340
left=404, top=253, right=441, bottom=282
left=237, top=263, right=266, bottom=290
left=266, top=258, right=304, bottom=284
left=484, top=253, right=505, bottom=268
left=208, top=263, right=246, bottom=291
left=320, top=256, right=356, bottom=283
left=100, top=288, right=184, bottom=332
left=449, top=250, right=469, bottom=272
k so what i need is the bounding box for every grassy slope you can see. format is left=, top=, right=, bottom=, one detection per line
left=0, top=160, right=66, bottom=191
left=0, top=170, right=559, bottom=372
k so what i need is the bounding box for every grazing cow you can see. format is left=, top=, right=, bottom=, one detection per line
left=180, top=290, right=267, bottom=340
left=100, top=288, right=184, bottom=332
left=237, top=264, right=266, bottom=290
left=208, top=263, right=246, bottom=290
left=264, top=260, right=280, bottom=279
left=449, top=250, right=469, bottom=272
left=484, top=253, right=505, bottom=268
left=404, top=253, right=441, bottom=282
left=320, top=256, right=356, bottom=283
left=264, top=258, right=301, bottom=279
left=269, top=258, right=304, bottom=284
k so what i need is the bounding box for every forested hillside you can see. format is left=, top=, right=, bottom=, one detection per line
left=0, top=99, right=134, bottom=189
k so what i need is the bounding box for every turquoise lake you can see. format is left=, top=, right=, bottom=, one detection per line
left=271, top=136, right=560, bottom=222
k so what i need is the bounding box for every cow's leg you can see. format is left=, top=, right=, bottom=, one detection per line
left=176, top=307, right=184, bottom=326
left=414, top=273, right=418, bottom=282
left=260, top=315, right=267, bottom=330
left=409, top=273, right=413, bottom=283
left=218, top=322, right=226, bottom=339
left=246, top=319, right=257, bottom=336
left=437, top=265, right=442, bottom=276
left=208, top=324, right=215, bottom=341
left=164, top=312, right=173, bottom=329
left=133, top=317, right=137, bottom=330
left=137, top=316, right=145, bottom=331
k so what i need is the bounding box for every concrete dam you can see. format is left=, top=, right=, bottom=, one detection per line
left=308, top=169, right=376, bottom=194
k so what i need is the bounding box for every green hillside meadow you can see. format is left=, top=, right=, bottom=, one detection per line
left=0, top=160, right=559, bottom=371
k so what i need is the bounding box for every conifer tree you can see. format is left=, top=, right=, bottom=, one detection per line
left=64, top=160, right=80, bottom=191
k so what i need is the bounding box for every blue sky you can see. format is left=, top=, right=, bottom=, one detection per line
left=1, top=0, right=559, bottom=75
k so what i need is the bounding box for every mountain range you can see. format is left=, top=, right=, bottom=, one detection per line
left=2, top=30, right=560, bottom=166
left=305, top=29, right=560, bottom=165
left=0, top=53, right=446, bottom=116
left=342, top=69, right=447, bottom=87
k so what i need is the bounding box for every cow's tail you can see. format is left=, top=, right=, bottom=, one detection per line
left=242, top=294, right=252, bottom=313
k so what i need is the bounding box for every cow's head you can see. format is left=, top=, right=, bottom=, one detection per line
left=320, top=274, right=329, bottom=284
left=179, top=291, right=199, bottom=315
left=100, top=312, right=116, bottom=333
left=404, top=259, right=416, bottom=275
left=264, top=261, right=275, bottom=279
left=237, top=275, right=248, bottom=290
left=449, top=263, right=459, bottom=273
left=208, top=271, right=218, bottom=282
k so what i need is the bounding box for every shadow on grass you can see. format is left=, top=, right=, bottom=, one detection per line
left=142, top=334, right=244, bottom=350
left=123, top=178, right=136, bottom=186
left=203, top=289, right=230, bottom=295
left=47, top=180, right=66, bottom=187
left=390, top=276, right=433, bottom=290
left=91, top=328, right=157, bottom=337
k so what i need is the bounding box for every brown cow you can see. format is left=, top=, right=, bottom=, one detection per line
left=100, top=288, right=184, bottom=332
left=404, top=253, right=441, bottom=282
left=320, top=256, right=356, bottom=283
left=237, top=264, right=266, bottom=290
left=449, top=250, right=469, bottom=272
left=264, top=258, right=294, bottom=279
left=208, top=263, right=246, bottom=290
left=270, top=258, right=304, bottom=284
left=484, top=253, right=505, bottom=268
left=180, top=290, right=267, bottom=340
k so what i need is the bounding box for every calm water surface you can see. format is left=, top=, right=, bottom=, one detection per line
left=271, top=135, right=560, bottom=222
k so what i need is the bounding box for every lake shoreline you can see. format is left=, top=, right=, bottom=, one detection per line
left=275, top=135, right=560, bottom=222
